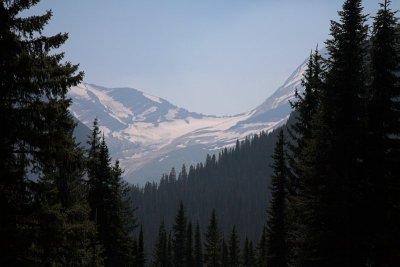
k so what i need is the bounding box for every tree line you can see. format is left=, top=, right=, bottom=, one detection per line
left=1, top=0, right=399, bottom=266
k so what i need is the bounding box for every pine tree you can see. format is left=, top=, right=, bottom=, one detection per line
left=204, top=209, right=222, bottom=267
left=173, top=201, right=187, bottom=267
left=194, top=222, right=203, bottom=267
left=36, top=115, right=103, bottom=266
left=228, top=226, right=240, bottom=267
left=295, top=0, right=369, bottom=266
left=367, top=0, right=400, bottom=265
left=0, top=1, right=101, bottom=265
left=288, top=48, right=324, bottom=190
left=154, top=221, right=169, bottom=267
left=287, top=49, right=325, bottom=267
left=87, top=129, right=136, bottom=266
left=266, top=129, right=289, bottom=267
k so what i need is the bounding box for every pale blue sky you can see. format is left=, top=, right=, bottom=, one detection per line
left=28, top=1, right=400, bottom=115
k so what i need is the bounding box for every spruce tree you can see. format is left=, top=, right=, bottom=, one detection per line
left=173, top=201, right=187, bottom=267
left=87, top=130, right=136, bottom=266
left=204, top=209, right=222, bottom=267
left=296, top=0, right=369, bottom=266
left=228, top=226, right=240, bottom=267
left=0, top=1, right=99, bottom=265
left=265, top=129, right=289, bottom=267
left=367, top=0, right=400, bottom=265
left=287, top=49, right=325, bottom=267
left=36, top=114, right=103, bottom=266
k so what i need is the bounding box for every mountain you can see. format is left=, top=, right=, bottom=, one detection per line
left=68, top=58, right=307, bottom=184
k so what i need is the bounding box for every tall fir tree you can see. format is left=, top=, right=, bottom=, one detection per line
left=295, top=0, right=369, bottom=266
left=367, top=0, right=400, bottom=265
left=288, top=49, right=325, bottom=267
left=265, top=129, right=289, bottom=267
left=87, top=127, right=136, bottom=266
left=0, top=1, right=100, bottom=265
left=173, top=201, right=187, bottom=267
left=204, top=209, right=222, bottom=267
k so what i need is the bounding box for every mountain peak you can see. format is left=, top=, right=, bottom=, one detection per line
left=69, top=56, right=307, bottom=184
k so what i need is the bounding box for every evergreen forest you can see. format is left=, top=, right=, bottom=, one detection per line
left=1, top=0, right=399, bottom=266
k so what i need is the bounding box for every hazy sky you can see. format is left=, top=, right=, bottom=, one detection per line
left=28, top=1, right=400, bottom=116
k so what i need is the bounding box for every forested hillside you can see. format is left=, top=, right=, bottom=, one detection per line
left=129, top=128, right=282, bottom=254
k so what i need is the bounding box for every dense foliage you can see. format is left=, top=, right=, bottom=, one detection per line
left=0, top=1, right=138, bottom=266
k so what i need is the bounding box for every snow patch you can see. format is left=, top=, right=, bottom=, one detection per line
left=69, top=84, right=91, bottom=100
left=143, top=93, right=162, bottom=104
left=86, top=84, right=133, bottom=119
left=165, top=108, right=179, bottom=120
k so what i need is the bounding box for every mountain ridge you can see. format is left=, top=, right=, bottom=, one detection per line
left=68, top=56, right=307, bottom=184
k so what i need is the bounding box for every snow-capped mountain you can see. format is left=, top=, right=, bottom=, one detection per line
left=68, top=57, right=307, bottom=184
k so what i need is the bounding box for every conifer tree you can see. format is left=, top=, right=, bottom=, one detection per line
left=194, top=222, right=203, bottom=267
left=204, top=209, right=222, bottom=267
left=295, top=0, right=369, bottom=266
left=0, top=1, right=100, bottom=265
left=287, top=49, right=325, bottom=267
left=367, top=0, right=400, bottom=265
left=228, top=226, right=240, bottom=267
left=288, top=48, right=324, bottom=189
left=266, top=129, right=289, bottom=267
left=36, top=115, right=103, bottom=266
left=173, top=201, right=187, bottom=267
left=87, top=128, right=136, bottom=266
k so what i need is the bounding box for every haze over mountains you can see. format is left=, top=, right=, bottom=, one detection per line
left=69, top=57, right=308, bottom=184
